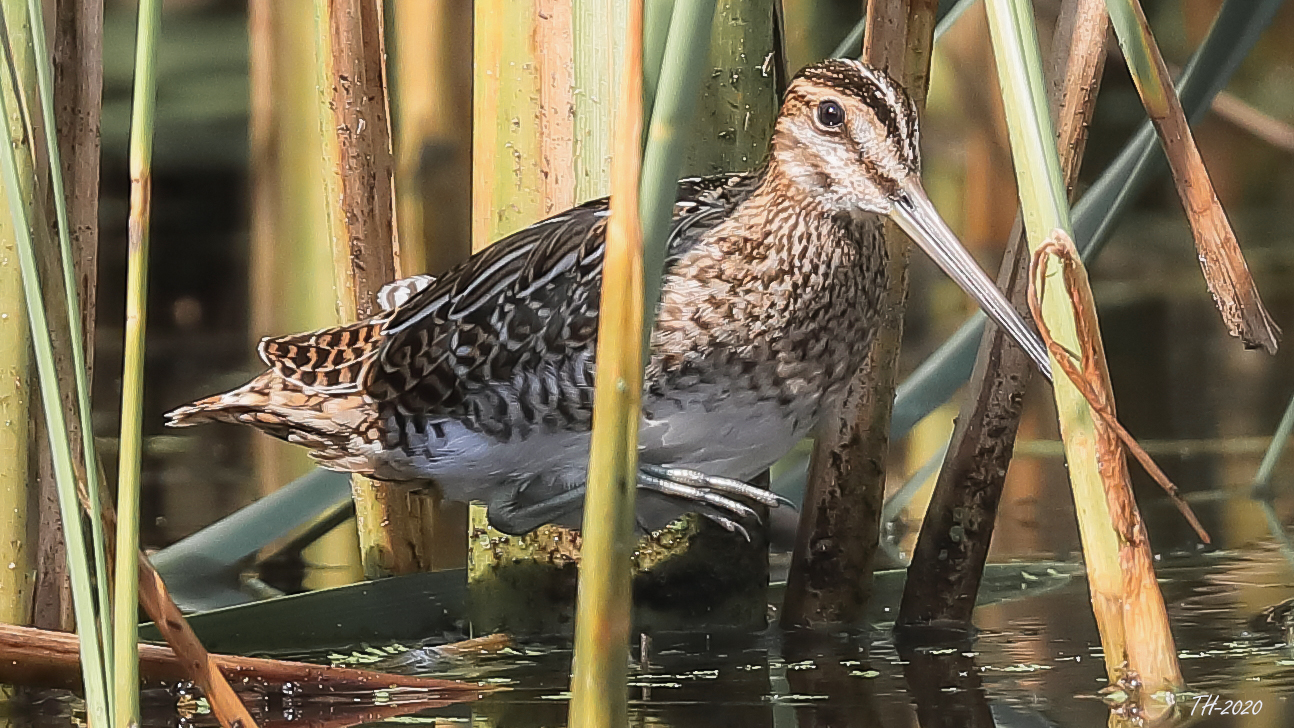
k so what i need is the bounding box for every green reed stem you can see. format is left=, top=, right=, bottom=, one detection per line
left=1252, top=393, right=1294, bottom=566
left=641, top=0, right=675, bottom=124
left=114, top=0, right=162, bottom=721
left=23, top=0, right=112, bottom=674
left=985, top=0, right=1183, bottom=707
left=569, top=4, right=644, bottom=727
left=639, top=0, right=716, bottom=350
left=1253, top=394, right=1294, bottom=497
left=1102, top=0, right=1167, bottom=110
left=0, top=7, right=109, bottom=723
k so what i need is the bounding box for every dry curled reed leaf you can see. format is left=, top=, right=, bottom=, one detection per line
left=1028, top=231, right=1211, bottom=545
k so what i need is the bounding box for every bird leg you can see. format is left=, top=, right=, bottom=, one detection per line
left=483, top=466, right=788, bottom=538
left=484, top=483, right=587, bottom=536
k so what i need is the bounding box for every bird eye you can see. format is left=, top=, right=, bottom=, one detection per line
left=816, top=99, right=845, bottom=129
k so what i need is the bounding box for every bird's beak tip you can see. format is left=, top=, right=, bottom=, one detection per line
left=886, top=174, right=1053, bottom=377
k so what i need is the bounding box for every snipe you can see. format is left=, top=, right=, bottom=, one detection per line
left=168, top=59, right=1048, bottom=536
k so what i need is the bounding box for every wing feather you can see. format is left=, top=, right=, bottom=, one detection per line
left=365, top=174, right=762, bottom=429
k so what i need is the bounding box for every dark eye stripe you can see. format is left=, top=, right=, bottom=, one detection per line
left=850, top=77, right=902, bottom=148
left=903, top=94, right=921, bottom=170
left=793, top=60, right=916, bottom=166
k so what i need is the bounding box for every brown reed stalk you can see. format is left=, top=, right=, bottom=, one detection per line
left=782, top=0, right=939, bottom=629
left=29, top=0, right=104, bottom=636
left=898, top=0, right=1110, bottom=632
left=315, top=0, right=434, bottom=579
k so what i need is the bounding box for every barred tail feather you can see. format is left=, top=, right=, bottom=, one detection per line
left=165, top=371, right=378, bottom=473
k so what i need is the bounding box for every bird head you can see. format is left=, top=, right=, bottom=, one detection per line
left=773, top=58, right=920, bottom=214
left=772, top=58, right=1051, bottom=376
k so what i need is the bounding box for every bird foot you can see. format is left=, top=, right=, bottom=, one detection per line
left=484, top=466, right=792, bottom=539
left=639, top=464, right=795, bottom=509
left=637, top=464, right=793, bottom=540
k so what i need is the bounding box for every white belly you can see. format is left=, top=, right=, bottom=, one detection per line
left=371, top=384, right=819, bottom=500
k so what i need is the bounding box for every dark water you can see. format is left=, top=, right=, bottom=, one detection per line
left=13, top=548, right=1294, bottom=727
left=347, top=549, right=1294, bottom=727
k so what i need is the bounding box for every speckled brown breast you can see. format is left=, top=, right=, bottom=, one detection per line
left=647, top=193, right=888, bottom=426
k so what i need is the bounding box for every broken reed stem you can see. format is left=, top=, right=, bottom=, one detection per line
left=0, top=621, right=491, bottom=699
left=898, top=0, right=1110, bottom=632
left=567, top=4, right=643, bottom=727
left=136, top=553, right=261, bottom=727
left=1104, top=0, right=1279, bottom=354
left=71, top=453, right=257, bottom=726
left=85, top=484, right=259, bottom=727
left=1025, top=231, right=1185, bottom=715
left=781, top=0, right=938, bottom=629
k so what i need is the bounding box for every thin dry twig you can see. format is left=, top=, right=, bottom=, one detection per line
left=1028, top=233, right=1210, bottom=544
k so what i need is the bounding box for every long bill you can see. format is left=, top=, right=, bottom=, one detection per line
left=890, top=176, right=1053, bottom=381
